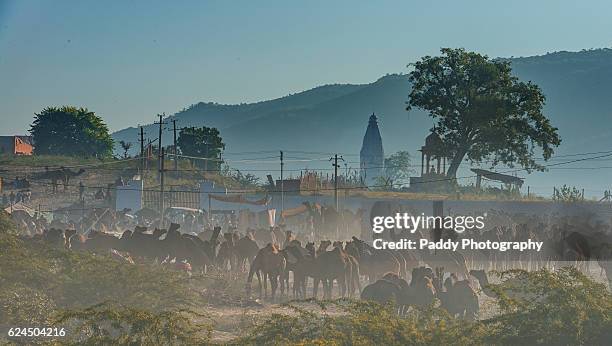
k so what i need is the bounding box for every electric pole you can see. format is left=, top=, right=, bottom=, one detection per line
left=330, top=154, right=344, bottom=211
left=172, top=119, right=178, bottom=172
left=204, top=145, right=209, bottom=175
left=160, top=147, right=165, bottom=226
left=138, top=126, right=145, bottom=172
left=280, top=150, right=284, bottom=216
left=155, top=113, right=166, bottom=182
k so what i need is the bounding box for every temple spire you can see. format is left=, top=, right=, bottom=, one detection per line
left=360, top=112, right=384, bottom=187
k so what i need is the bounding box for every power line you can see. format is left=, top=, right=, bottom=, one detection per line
left=9, top=151, right=612, bottom=195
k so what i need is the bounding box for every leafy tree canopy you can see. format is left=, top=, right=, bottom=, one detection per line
left=30, top=106, right=114, bottom=158
left=384, top=151, right=413, bottom=185
left=177, top=126, right=225, bottom=170
left=407, top=48, right=561, bottom=178
left=119, top=140, right=132, bottom=159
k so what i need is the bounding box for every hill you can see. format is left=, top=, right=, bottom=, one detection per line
left=112, top=48, right=612, bottom=196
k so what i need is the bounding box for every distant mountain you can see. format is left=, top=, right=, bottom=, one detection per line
left=112, top=48, right=612, bottom=195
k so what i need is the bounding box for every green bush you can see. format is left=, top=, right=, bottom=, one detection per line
left=53, top=303, right=210, bottom=345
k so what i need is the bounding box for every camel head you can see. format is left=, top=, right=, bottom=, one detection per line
left=169, top=222, right=181, bottom=232
left=288, top=239, right=302, bottom=248
left=153, top=228, right=166, bottom=238
left=319, top=240, right=331, bottom=251
left=305, top=242, right=316, bottom=256
left=120, top=230, right=133, bottom=240
left=411, top=266, right=435, bottom=286
left=469, top=269, right=488, bottom=285
left=344, top=240, right=360, bottom=258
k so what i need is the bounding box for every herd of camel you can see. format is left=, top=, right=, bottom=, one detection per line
left=25, top=219, right=606, bottom=321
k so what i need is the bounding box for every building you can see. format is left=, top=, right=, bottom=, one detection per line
left=0, top=136, right=33, bottom=156
left=359, top=113, right=384, bottom=187
left=409, top=130, right=450, bottom=192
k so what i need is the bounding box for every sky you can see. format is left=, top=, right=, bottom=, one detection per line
left=1, top=0, right=612, bottom=135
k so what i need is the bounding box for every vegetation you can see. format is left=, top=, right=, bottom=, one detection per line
left=118, top=140, right=133, bottom=158
left=221, top=164, right=261, bottom=188
left=1, top=211, right=610, bottom=344
left=177, top=126, right=225, bottom=171
left=0, top=212, right=213, bottom=344
left=553, top=184, right=585, bottom=202
left=407, top=48, right=562, bottom=179
left=385, top=151, right=412, bottom=183
left=30, top=106, right=114, bottom=158
left=240, top=268, right=611, bottom=345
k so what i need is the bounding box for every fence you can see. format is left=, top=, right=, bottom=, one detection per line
left=142, top=189, right=200, bottom=210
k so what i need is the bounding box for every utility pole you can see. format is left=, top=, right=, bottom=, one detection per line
left=155, top=113, right=166, bottom=177
left=172, top=119, right=178, bottom=172
left=204, top=145, right=209, bottom=175
left=330, top=154, right=344, bottom=211
left=138, top=126, right=145, bottom=172
left=160, top=147, right=165, bottom=226
left=280, top=150, right=284, bottom=216
left=146, top=139, right=152, bottom=171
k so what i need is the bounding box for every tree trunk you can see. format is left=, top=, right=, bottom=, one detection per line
left=446, top=147, right=468, bottom=179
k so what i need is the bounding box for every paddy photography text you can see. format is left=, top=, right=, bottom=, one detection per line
left=371, top=213, right=543, bottom=252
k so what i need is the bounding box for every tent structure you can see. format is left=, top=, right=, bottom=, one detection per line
left=471, top=168, right=524, bottom=189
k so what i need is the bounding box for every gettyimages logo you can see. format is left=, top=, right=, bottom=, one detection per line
left=370, top=212, right=545, bottom=253
left=372, top=212, right=486, bottom=234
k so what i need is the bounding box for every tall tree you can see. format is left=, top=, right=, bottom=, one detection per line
left=119, top=140, right=132, bottom=158
left=30, top=106, right=114, bottom=158
left=177, top=126, right=225, bottom=171
left=407, top=48, right=561, bottom=178
left=384, top=151, right=413, bottom=185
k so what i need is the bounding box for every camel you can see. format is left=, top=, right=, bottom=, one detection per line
left=71, top=230, right=122, bottom=253
left=247, top=243, right=286, bottom=300
left=420, top=248, right=469, bottom=279
left=285, top=244, right=319, bottom=299
left=281, top=240, right=311, bottom=298
left=313, top=246, right=352, bottom=299
left=284, top=241, right=354, bottom=299
left=348, top=237, right=401, bottom=282
left=61, top=167, right=85, bottom=190
left=32, top=167, right=85, bottom=192
left=360, top=278, right=402, bottom=305
left=217, top=232, right=239, bottom=271
left=120, top=227, right=166, bottom=261
left=235, top=231, right=260, bottom=272
left=360, top=268, right=435, bottom=314
left=433, top=269, right=479, bottom=320
left=42, top=228, right=67, bottom=248
left=157, top=223, right=212, bottom=272
left=406, top=266, right=436, bottom=308
left=332, top=241, right=362, bottom=297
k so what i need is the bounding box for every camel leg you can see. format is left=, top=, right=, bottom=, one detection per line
left=326, top=279, right=334, bottom=299
left=264, top=273, right=269, bottom=298
left=301, top=276, right=308, bottom=299
left=255, top=270, right=263, bottom=298
left=270, top=275, right=278, bottom=301
left=313, top=277, right=320, bottom=299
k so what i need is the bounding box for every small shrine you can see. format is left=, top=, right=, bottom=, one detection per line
left=409, top=129, right=450, bottom=192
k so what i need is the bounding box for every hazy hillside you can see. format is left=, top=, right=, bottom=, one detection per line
left=112, top=48, right=612, bottom=196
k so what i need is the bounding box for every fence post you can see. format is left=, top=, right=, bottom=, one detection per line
left=527, top=186, right=530, bottom=198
